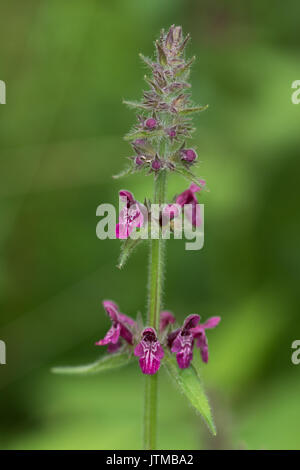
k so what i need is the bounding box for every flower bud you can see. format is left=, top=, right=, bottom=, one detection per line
left=145, top=118, right=157, bottom=129
left=180, top=148, right=197, bottom=163
left=166, top=127, right=177, bottom=139
left=151, top=157, right=161, bottom=171
left=135, top=156, right=145, bottom=166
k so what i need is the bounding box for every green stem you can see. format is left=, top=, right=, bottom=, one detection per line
left=144, top=170, right=167, bottom=450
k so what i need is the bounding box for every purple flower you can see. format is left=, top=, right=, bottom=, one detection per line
left=145, top=118, right=157, bottom=129
left=169, top=314, right=200, bottom=369
left=180, top=148, right=197, bottom=163
left=116, top=190, right=145, bottom=239
left=134, top=327, right=164, bottom=375
left=175, top=183, right=205, bottom=227
left=160, top=310, right=176, bottom=332
left=190, top=316, right=221, bottom=363
left=95, top=300, right=136, bottom=352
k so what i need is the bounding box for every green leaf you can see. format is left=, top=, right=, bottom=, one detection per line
left=124, top=130, right=149, bottom=141
left=123, top=100, right=148, bottom=110
left=179, top=105, right=209, bottom=115
left=124, top=129, right=164, bottom=141
left=117, top=237, right=143, bottom=269
left=155, top=40, right=167, bottom=66
left=174, top=166, right=205, bottom=188
left=144, top=75, right=163, bottom=95
left=52, top=352, right=133, bottom=375
left=112, top=166, right=135, bottom=179
left=175, top=56, right=195, bottom=77
left=139, top=53, right=153, bottom=68
left=163, top=351, right=216, bottom=435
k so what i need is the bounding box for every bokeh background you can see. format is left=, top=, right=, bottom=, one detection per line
left=1, top=0, right=300, bottom=450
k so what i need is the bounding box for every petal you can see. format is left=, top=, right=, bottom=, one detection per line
left=171, top=333, right=183, bottom=353
left=167, top=328, right=181, bottom=349
left=197, top=332, right=209, bottom=363
left=116, top=222, right=129, bottom=239
left=139, top=355, right=161, bottom=375
left=202, top=316, right=221, bottom=330
left=182, top=314, right=200, bottom=331
left=102, top=300, right=119, bottom=321
left=189, top=183, right=201, bottom=193
left=134, top=342, right=144, bottom=358
left=95, top=323, right=120, bottom=346
left=176, top=189, right=190, bottom=206
left=185, top=203, right=202, bottom=227
left=107, top=341, right=121, bottom=353
left=156, top=343, right=165, bottom=360
left=160, top=310, right=176, bottom=332
left=176, top=347, right=193, bottom=369
left=118, top=312, right=136, bottom=327
left=119, top=190, right=135, bottom=204
left=119, top=323, right=133, bottom=345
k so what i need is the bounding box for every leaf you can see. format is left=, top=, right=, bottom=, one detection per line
left=123, top=100, right=148, bottom=110
left=174, top=166, right=205, bottom=188
left=52, top=352, right=134, bottom=375
left=179, top=105, right=209, bottom=115
left=144, top=75, right=163, bottom=94
left=124, top=130, right=149, bottom=141
left=155, top=40, right=167, bottom=66
left=178, top=33, right=191, bottom=53
left=124, top=129, right=164, bottom=141
left=113, top=166, right=135, bottom=179
left=117, top=237, right=143, bottom=269
left=139, top=53, right=153, bottom=68
left=163, top=351, right=216, bottom=435
left=175, top=56, right=195, bottom=77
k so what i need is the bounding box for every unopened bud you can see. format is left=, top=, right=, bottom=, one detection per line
left=145, top=118, right=157, bottom=129
left=180, top=148, right=197, bottom=163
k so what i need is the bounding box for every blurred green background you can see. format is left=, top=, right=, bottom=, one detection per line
left=1, top=0, right=300, bottom=450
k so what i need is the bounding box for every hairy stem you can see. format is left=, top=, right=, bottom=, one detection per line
left=144, top=170, right=167, bottom=450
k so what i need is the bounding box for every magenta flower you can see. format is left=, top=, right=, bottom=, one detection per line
left=160, top=310, right=176, bottom=332
left=191, top=316, right=221, bottom=363
left=134, top=327, right=164, bottom=375
left=175, top=183, right=205, bottom=227
left=116, top=190, right=145, bottom=239
left=169, top=314, right=200, bottom=369
left=95, top=300, right=136, bottom=352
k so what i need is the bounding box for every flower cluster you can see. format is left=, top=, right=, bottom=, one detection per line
left=115, top=181, right=205, bottom=239
left=115, top=24, right=207, bottom=181
left=96, top=300, right=220, bottom=375
left=95, top=25, right=220, bottom=376
left=56, top=25, right=220, bottom=443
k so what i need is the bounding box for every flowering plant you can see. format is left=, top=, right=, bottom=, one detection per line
left=53, top=25, right=220, bottom=449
